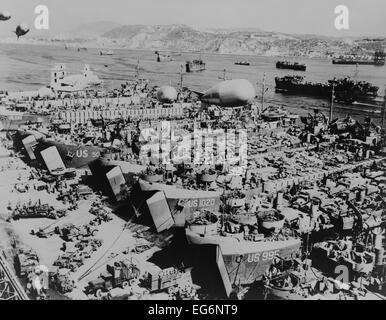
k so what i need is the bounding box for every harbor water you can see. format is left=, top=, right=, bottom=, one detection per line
left=0, top=43, right=385, bottom=123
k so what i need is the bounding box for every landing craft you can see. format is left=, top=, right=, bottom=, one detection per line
left=15, top=24, right=29, bottom=39
left=0, top=11, right=11, bottom=21
left=199, top=79, right=255, bottom=108
left=157, top=86, right=178, bottom=103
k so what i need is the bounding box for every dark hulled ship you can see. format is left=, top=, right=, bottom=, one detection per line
left=186, top=59, right=206, bottom=72
left=276, top=61, right=306, bottom=71
left=332, top=50, right=385, bottom=66
left=234, top=61, right=250, bottom=66
left=275, top=75, right=379, bottom=103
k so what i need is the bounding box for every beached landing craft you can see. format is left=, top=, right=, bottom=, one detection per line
left=185, top=211, right=302, bottom=287
left=34, top=138, right=105, bottom=169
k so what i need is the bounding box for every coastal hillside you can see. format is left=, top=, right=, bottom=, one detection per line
left=101, top=24, right=385, bottom=57
left=2, top=23, right=385, bottom=58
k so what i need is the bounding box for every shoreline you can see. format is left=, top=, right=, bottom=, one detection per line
left=0, top=39, right=332, bottom=61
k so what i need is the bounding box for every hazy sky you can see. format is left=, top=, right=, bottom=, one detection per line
left=0, top=0, right=385, bottom=37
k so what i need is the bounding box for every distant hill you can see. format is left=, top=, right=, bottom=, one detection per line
left=101, top=24, right=223, bottom=51
left=99, top=24, right=385, bottom=57
left=68, top=21, right=123, bottom=38
left=9, top=22, right=384, bottom=58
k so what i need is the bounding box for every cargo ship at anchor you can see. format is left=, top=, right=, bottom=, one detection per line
left=332, top=50, right=385, bottom=66
left=276, top=61, right=306, bottom=71
left=275, top=75, right=380, bottom=103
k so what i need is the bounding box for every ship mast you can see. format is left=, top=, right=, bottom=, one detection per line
left=219, top=69, right=226, bottom=81
left=179, top=64, right=184, bottom=91
left=261, top=72, right=266, bottom=111
left=382, top=84, right=386, bottom=128
left=218, top=69, right=231, bottom=81
left=354, top=63, right=359, bottom=80
left=135, top=57, right=140, bottom=79
left=329, top=81, right=336, bottom=125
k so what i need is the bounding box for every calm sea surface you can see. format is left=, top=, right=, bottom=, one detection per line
left=0, top=43, right=385, bottom=123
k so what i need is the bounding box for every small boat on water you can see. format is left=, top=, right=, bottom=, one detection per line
left=234, top=61, right=250, bottom=66
left=186, top=59, right=206, bottom=72
left=186, top=53, right=206, bottom=72
left=100, top=50, right=114, bottom=56
left=155, top=51, right=173, bottom=62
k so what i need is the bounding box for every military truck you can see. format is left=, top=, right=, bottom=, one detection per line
left=143, top=267, right=192, bottom=293
left=53, top=251, right=88, bottom=272
left=49, top=267, right=76, bottom=294
left=86, top=259, right=141, bottom=297
left=14, top=249, right=40, bottom=277
left=11, top=202, right=56, bottom=220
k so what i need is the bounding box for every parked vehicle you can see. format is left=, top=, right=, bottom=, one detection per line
left=14, top=249, right=39, bottom=277
left=86, top=259, right=141, bottom=297
left=55, top=223, right=98, bottom=241
left=143, top=267, right=192, bottom=293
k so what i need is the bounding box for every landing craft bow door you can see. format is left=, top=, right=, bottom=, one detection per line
left=22, top=135, right=38, bottom=160
left=146, top=191, right=174, bottom=233
left=106, top=166, right=126, bottom=202
left=215, top=245, right=233, bottom=298
left=40, top=146, right=66, bottom=174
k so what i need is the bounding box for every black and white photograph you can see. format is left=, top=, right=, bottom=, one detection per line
left=0, top=0, right=385, bottom=305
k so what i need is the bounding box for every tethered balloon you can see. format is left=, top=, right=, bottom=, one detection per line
left=200, top=79, right=256, bottom=108
left=157, top=86, right=178, bottom=103
left=14, top=24, right=30, bottom=39
left=0, top=10, right=11, bottom=21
